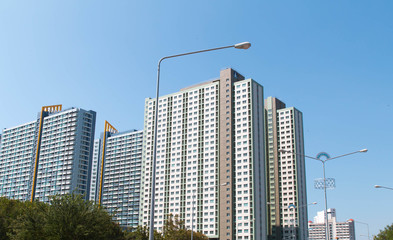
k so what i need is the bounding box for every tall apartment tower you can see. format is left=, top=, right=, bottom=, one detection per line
left=140, top=68, right=267, bottom=240
left=0, top=121, right=38, bottom=201
left=0, top=105, right=96, bottom=202
left=265, top=97, right=307, bottom=240
left=96, top=121, right=143, bottom=228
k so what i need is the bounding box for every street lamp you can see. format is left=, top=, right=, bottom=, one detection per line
left=279, top=149, right=367, bottom=240
left=375, top=185, right=393, bottom=190
left=148, top=42, right=251, bottom=240
left=288, top=202, right=317, bottom=239
left=355, top=220, right=370, bottom=240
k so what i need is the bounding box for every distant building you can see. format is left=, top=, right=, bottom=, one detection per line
left=95, top=121, right=143, bottom=228
left=265, top=97, right=307, bottom=240
left=308, top=208, right=355, bottom=240
left=0, top=105, right=96, bottom=202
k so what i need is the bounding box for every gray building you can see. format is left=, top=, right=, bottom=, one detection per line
left=265, top=97, right=307, bottom=240
left=0, top=105, right=96, bottom=202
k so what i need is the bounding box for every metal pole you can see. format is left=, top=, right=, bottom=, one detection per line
left=356, top=221, right=370, bottom=240
left=149, top=60, right=161, bottom=240
left=292, top=207, right=295, bottom=240
left=365, top=223, right=370, bottom=240
left=323, top=161, right=329, bottom=240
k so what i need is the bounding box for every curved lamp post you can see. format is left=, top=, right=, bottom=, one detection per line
left=149, top=42, right=251, bottom=240
left=279, top=149, right=367, bottom=240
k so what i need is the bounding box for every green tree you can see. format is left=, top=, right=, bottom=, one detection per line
left=43, top=193, right=124, bottom=240
left=8, top=200, right=47, bottom=240
left=0, top=197, right=28, bottom=240
left=125, top=225, right=162, bottom=240
left=8, top=193, right=125, bottom=240
left=374, top=223, right=393, bottom=240
left=125, top=226, right=149, bottom=240
left=163, top=214, right=207, bottom=240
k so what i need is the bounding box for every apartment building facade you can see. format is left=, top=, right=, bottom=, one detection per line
left=0, top=105, right=96, bottom=202
left=139, top=68, right=267, bottom=240
left=265, top=97, right=308, bottom=240
left=0, top=121, right=38, bottom=201
left=96, top=123, right=143, bottom=228
left=89, top=139, right=101, bottom=202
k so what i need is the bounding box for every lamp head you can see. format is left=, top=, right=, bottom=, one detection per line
left=374, top=185, right=381, bottom=188
left=359, top=149, right=368, bottom=153
left=234, top=42, right=251, bottom=49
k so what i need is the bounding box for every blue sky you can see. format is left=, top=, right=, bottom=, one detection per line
left=0, top=0, right=392, bottom=238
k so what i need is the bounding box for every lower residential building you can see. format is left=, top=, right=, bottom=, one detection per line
left=96, top=121, right=143, bottom=228
left=308, top=208, right=355, bottom=240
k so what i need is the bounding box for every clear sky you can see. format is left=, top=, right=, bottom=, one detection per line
left=0, top=0, right=392, bottom=238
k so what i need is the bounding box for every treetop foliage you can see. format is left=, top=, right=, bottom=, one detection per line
left=374, top=223, right=393, bottom=240
left=0, top=195, right=207, bottom=240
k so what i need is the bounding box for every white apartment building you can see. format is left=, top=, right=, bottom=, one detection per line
left=0, top=105, right=96, bottom=202
left=265, top=97, right=307, bottom=240
left=34, top=108, right=96, bottom=202
left=308, top=208, right=355, bottom=240
left=0, top=121, right=38, bottom=201
left=99, top=129, right=143, bottom=228
left=89, top=139, right=101, bottom=202
left=140, top=68, right=267, bottom=240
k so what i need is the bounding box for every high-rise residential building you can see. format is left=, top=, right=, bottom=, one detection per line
left=140, top=68, right=267, bottom=240
left=96, top=121, right=143, bottom=228
left=265, top=97, right=307, bottom=240
left=0, top=121, right=38, bottom=201
left=308, top=208, right=355, bottom=240
left=0, top=105, right=96, bottom=202
left=89, top=139, right=101, bottom=202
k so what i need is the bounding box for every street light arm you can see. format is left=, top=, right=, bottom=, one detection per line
left=158, top=42, right=251, bottom=66
left=279, top=149, right=367, bottom=162
left=278, top=149, right=320, bottom=161
left=375, top=185, right=393, bottom=190
left=326, top=149, right=367, bottom=162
